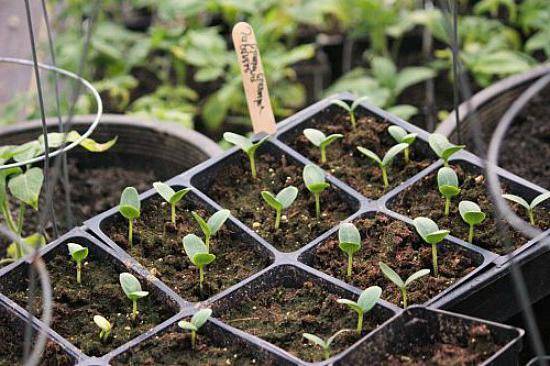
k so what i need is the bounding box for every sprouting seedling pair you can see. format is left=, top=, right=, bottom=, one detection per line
left=303, top=164, right=330, bottom=220
left=302, top=329, right=351, bottom=360
left=178, top=308, right=212, bottom=349
left=337, top=286, right=381, bottom=333
left=330, top=97, right=369, bottom=129
left=261, top=186, right=298, bottom=230
left=67, top=243, right=88, bottom=284
left=183, top=234, right=216, bottom=291
left=120, top=273, right=149, bottom=319
left=428, top=133, right=465, bottom=167
left=379, top=262, right=430, bottom=308
left=119, top=187, right=141, bottom=247
left=413, top=217, right=450, bottom=277
left=191, top=209, right=230, bottom=248
left=357, top=143, right=408, bottom=189
left=437, top=167, right=461, bottom=216
left=93, top=315, right=111, bottom=343
left=223, top=132, right=270, bottom=179
left=388, top=126, right=417, bottom=164
left=338, top=223, right=361, bottom=278
left=459, top=201, right=486, bottom=243
left=303, top=128, right=343, bottom=163
left=503, top=192, right=550, bottom=226
left=153, top=182, right=191, bottom=224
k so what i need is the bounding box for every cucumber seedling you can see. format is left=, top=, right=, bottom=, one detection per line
left=459, top=201, right=486, bottom=243
left=153, top=182, right=191, bottom=224
left=223, top=132, right=270, bottom=179
left=428, top=133, right=465, bottom=167
left=413, top=217, right=450, bottom=277
left=183, top=234, right=216, bottom=291
left=67, top=243, right=88, bottom=284
left=437, top=167, right=461, bottom=216
left=330, top=97, right=369, bottom=129
left=503, top=192, right=550, bottom=225
left=357, top=143, right=408, bottom=189
left=302, top=329, right=351, bottom=360
left=261, top=186, right=298, bottom=230
left=379, top=262, right=430, bottom=308
left=303, top=164, right=330, bottom=220
left=337, top=286, right=381, bottom=333
left=191, top=209, right=231, bottom=249
left=388, top=125, right=417, bottom=163
left=303, top=128, right=343, bottom=163
left=178, top=308, right=212, bottom=350
left=338, top=223, right=362, bottom=278
left=93, top=315, right=111, bottom=343
left=119, top=187, right=141, bottom=247
left=119, top=272, right=149, bottom=319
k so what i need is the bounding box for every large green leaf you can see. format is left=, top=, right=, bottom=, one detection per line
left=381, top=143, right=408, bottom=167
left=502, top=194, right=530, bottom=210
left=275, top=186, right=299, bottom=209
left=67, top=243, right=89, bottom=263
left=119, top=187, right=140, bottom=219
left=303, top=164, right=327, bottom=193
left=0, top=167, right=22, bottom=206
left=357, top=286, right=382, bottom=312
left=303, top=128, right=326, bottom=147
left=119, top=272, right=147, bottom=300
left=378, top=262, right=404, bottom=288
left=357, top=147, right=382, bottom=166
left=261, top=191, right=283, bottom=211
left=192, top=212, right=211, bottom=237
left=207, top=209, right=231, bottom=234
left=405, top=269, right=431, bottom=286
left=153, top=182, right=175, bottom=202
left=531, top=192, right=550, bottom=209
left=223, top=132, right=253, bottom=151
left=459, top=200, right=486, bottom=225
left=191, top=308, right=212, bottom=329
left=183, top=234, right=208, bottom=266
left=8, top=167, right=44, bottom=210
left=394, top=67, right=435, bottom=96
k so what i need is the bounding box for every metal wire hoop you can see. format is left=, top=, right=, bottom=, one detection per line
left=0, top=57, right=103, bottom=170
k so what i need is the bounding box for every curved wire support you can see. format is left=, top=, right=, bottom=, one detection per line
left=0, top=57, right=103, bottom=170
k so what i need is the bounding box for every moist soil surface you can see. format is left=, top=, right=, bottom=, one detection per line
left=0, top=159, right=154, bottom=259
left=102, top=195, right=271, bottom=301
left=205, top=152, right=356, bottom=252
left=389, top=162, right=550, bottom=255
left=287, top=106, right=433, bottom=199
left=378, top=323, right=503, bottom=365
left=0, top=308, right=73, bottom=366
left=307, top=214, right=479, bottom=307
left=112, top=324, right=267, bottom=366
left=218, top=280, right=388, bottom=363
left=2, top=249, right=175, bottom=357
left=489, top=86, right=550, bottom=189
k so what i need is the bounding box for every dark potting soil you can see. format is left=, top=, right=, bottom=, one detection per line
left=0, top=159, right=155, bottom=259
left=287, top=107, right=433, bottom=199
left=0, top=308, right=73, bottom=366
left=102, top=195, right=271, bottom=301
left=389, top=162, right=550, bottom=255
left=377, top=324, right=503, bottom=365
left=112, top=324, right=266, bottom=366
left=490, top=86, right=550, bottom=189
left=206, top=152, right=356, bottom=252
left=2, top=251, right=175, bottom=357
left=307, top=214, right=478, bottom=307
left=218, top=281, right=384, bottom=363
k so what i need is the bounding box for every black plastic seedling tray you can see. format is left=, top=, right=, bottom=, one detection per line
left=334, top=306, right=524, bottom=366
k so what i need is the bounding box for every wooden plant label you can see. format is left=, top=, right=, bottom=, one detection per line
left=232, top=22, right=277, bottom=134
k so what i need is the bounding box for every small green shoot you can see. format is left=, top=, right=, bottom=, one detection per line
left=387, top=126, right=417, bottom=163
left=67, top=243, right=88, bottom=284
left=303, top=164, right=330, bottom=220
left=459, top=201, right=486, bottom=243
left=338, top=223, right=361, bottom=278
left=119, top=187, right=140, bottom=247
left=502, top=192, right=550, bottom=225
left=337, top=286, right=381, bottom=333
left=379, top=262, right=430, bottom=308
left=178, top=308, right=212, bottom=350
left=191, top=209, right=231, bottom=249
left=437, top=167, right=461, bottom=216
left=261, top=186, right=298, bottom=230
left=428, top=133, right=465, bottom=167
left=183, top=234, right=216, bottom=291
left=153, top=182, right=191, bottom=224
left=330, top=97, right=369, bottom=129
left=223, top=132, right=269, bottom=179
left=302, top=329, right=351, bottom=360
left=357, top=143, right=408, bottom=189
left=413, top=217, right=450, bottom=277
left=303, top=128, right=343, bottom=163
left=93, top=315, right=111, bottom=342
left=119, top=272, right=149, bottom=319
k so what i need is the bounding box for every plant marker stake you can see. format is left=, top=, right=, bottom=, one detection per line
left=232, top=22, right=277, bottom=135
